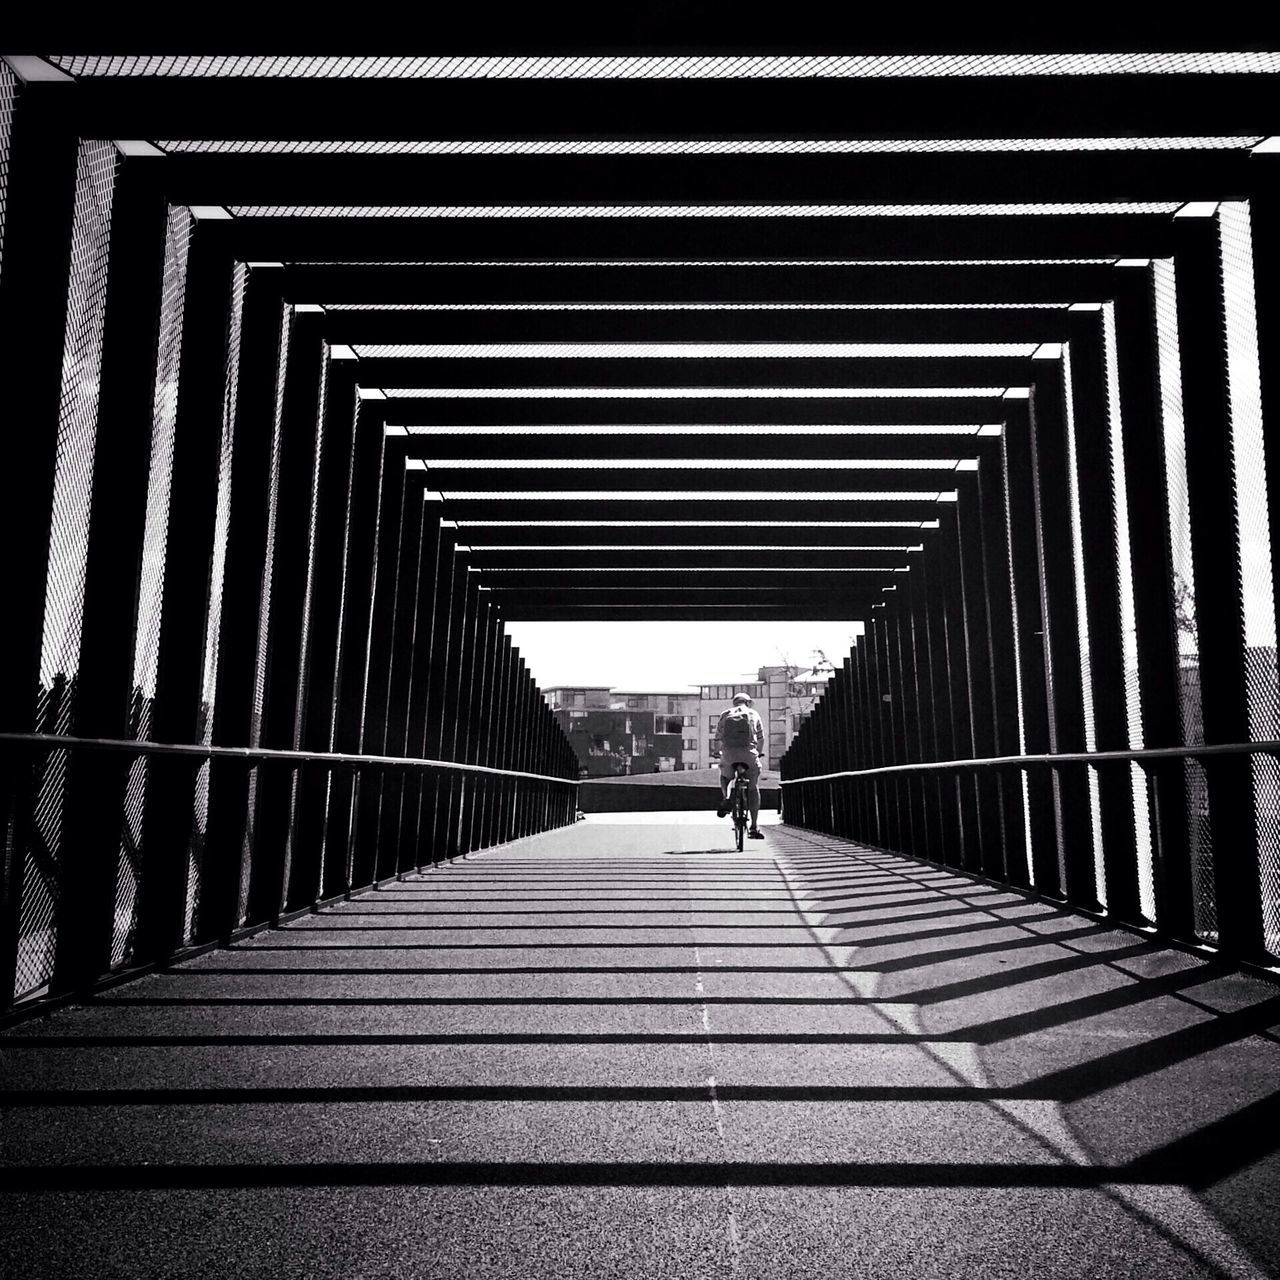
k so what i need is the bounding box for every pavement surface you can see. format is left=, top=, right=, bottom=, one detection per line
left=3, top=817, right=1279, bottom=1278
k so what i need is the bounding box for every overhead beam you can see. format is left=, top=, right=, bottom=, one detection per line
left=223, top=208, right=1178, bottom=262
left=437, top=497, right=950, bottom=522
left=453, top=523, right=942, bottom=547
left=73, top=73, right=1280, bottom=141
left=468, top=548, right=915, bottom=569
left=275, top=262, right=1124, bottom=306
left=158, top=147, right=1255, bottom=206
left=312, top=305, right=1075, bottom=345
left=378, top=394, right=1017, bottom=427
left=398, top=429, right=1004, bottom=461
left=351, top=350, right=1037, bottom=390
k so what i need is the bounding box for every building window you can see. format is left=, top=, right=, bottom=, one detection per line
left=683, top=738, right=698, bottom=751
left=632, top=735, right=648, bottom=755
left=570, top=710, right=587, bottom=719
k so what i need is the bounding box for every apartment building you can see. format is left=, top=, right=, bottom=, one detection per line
left=545, top=667, right=830, bottom=777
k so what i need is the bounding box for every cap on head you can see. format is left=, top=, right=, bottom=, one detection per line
left=732, top=692, right=752, bottom=705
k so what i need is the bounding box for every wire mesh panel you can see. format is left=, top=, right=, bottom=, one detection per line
left=187, top=260, right=248, bottom=943
left=1102, top=301, right=1157, bottom=921
left=14, top=140, right=119, bottom=1000
left=1061, top=344, right=1107, bottom=904
left=1219, top=202, right=1280, bottom=956
left=116, top=204, right=194, bottom=967
left=239, top=302, right=292, bottom=925
left=999, top=435, right=1036, bottom=884
left=1152, top=260, right=1215, bottom=939
left=47, top=52, right=1280, bottom=77
left=0, top=60, right=16, bottom=268
left=157, top=136, right=1266, bottom=156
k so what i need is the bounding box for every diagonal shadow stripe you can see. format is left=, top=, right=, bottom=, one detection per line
left=1020, top=994, right=1280, bottom=1102
left=1126, top=1087, right=1280, bottom=1189
left=895, top=942, right=1156, bottom=1005
left=0, top=1160, right=1185, bottom=1192
left=857, top=924, right=1111, bottom=972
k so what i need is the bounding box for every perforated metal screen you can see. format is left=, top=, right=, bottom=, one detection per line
left=240, top=301, right=294, bottom=925
left=49, top=52, right=1280, bottom=78
left=1101, top=300, right=1156, bottom=921
left=15, top=140, right=119, bottom=1001
left=187, top=259, right=249, bottom=943
left=1152, top=258, right=1215, bottom=939
left=115, top=204, right=194, bottom=967
left=1061, top=344, right=1105, bottom=903
left=230, top=201, right=1182, bottom=219
left=0, top=60, right=16, bottom=269
left=158, top=136, right=1265, bottom=155
left=1219, top=202, right=1280, bottom=956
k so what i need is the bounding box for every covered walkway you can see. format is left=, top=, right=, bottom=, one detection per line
left=4, top=816, right=1278, bottom=1278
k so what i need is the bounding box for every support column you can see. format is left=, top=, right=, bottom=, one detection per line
left=1112, top=261, right=1192, bottom=926
left=43, top=145, right=169, bottom=991
left=322, top=399, right=395, bottom=898
left=287, top=350, right=363, bottom=909
left=1174, top=208, right=1268, bottom=961
left=1065, top=305, right=1145, bottom=924
left=956, top=470, right=1005, bottom=879
left=1028, top=346, right=1097, bottom=907
left=129, top=212, right=240, bottom=968
left=976, top=430, right=1029, bottom=887
left=1002, top=393, right=1059, bottom=893
left=202, top=267, right=291, bottom=940
left=244, top=307, right=327, bottom=924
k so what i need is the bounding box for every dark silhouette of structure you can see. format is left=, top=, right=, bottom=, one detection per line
left=2, top=35, right=1280, bottom=1277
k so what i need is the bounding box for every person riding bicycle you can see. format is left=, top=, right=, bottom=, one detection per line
left=713, top=692, right=765, bottom=839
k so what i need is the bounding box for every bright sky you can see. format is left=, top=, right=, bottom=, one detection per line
left=504, top=620, right=865, bottom=690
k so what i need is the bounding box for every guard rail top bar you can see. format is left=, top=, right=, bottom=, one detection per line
left=0, top=732, right=578, bottom=787
left=781, top=740, right=1280, bottom=785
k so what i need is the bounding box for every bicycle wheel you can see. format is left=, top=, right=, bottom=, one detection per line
left=734, top=780, right=747, bottom=852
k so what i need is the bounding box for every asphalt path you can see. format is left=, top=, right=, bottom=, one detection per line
left=2, top=817, right=1278, bottom=1278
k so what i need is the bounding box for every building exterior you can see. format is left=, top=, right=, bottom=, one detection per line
left=696, top=666, right=832, bottom=770
left=544, top=685, right=701, bottom=775
left=545, top=667, right=831, bottom=777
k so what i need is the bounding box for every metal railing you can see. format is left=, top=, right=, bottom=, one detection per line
left=0, top=732, right=579, bottom=1014
left=781, top=741, right=1280, bottom=968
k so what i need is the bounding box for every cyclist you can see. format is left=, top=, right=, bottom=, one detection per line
left=713, top=692, right=765, bottom=839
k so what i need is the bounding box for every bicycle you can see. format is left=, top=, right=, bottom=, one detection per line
left=730, top=761, right=751, bottom=852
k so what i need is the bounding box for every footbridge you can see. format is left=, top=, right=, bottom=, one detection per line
left=3, top=31, right=1280, bottom=1278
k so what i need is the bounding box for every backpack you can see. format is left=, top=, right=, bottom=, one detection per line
left=721, top=706, right=755, bottom=748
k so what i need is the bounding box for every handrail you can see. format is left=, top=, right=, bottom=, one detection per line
left=780, top=740, right=1280, bottom=785
left=0, top=732, right=578, bottom=788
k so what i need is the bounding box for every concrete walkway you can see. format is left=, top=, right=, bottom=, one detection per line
left=3, top=817, right=1279, bottom=1278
